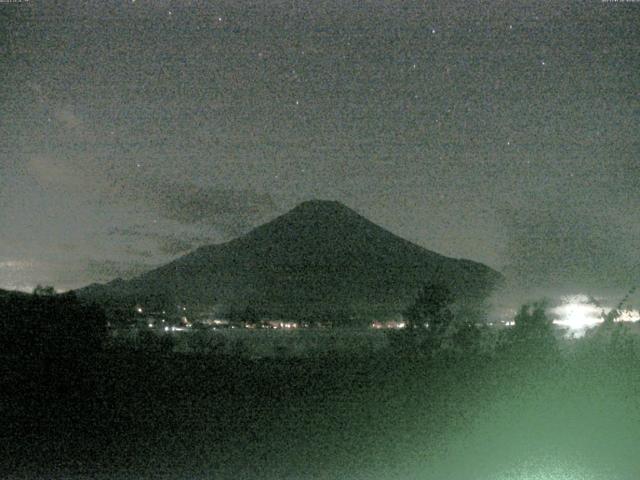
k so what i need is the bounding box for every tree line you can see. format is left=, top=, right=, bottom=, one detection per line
left=390, top=282, right=638, bottom=365
left=0, top=287, right=107, bottom=357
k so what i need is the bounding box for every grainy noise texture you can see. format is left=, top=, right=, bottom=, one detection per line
left=1, top=1, right=637, bottom=296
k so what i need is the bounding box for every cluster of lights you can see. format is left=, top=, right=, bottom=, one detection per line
left=163, top=325, right=187, bottom=332
left=263, top=321, right=298, bottom=330
left=371, top=320, right=406, bottom=330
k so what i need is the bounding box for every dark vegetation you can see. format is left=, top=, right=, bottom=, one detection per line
left=1, top=286, right=640, bottom=479
left=0, top=287, right=107, bottom=357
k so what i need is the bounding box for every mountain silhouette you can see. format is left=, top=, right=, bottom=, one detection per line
left=78, top=200, right=503, bottom=324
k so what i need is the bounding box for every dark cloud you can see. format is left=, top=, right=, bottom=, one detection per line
left=500, top=198, right=639, bottom=292
left=107, top=226, right=207, bottom=256
left=107, top=227, right=145, bottom=237
left=144, top=183, right=277, bottom=237
left=54, top=243, right=79, bottom=253
left=86, top=259, right=155, bottom=282
left=155, top=237, right=195, bottom=256
left=122, top=246, right=155, bottom=259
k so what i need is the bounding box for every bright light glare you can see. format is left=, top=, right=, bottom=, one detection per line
left=550, top=294, right=639, bottom=337
left=618, top=309, right=640, bottom=322
left=551, top=294, right=602, bottom=336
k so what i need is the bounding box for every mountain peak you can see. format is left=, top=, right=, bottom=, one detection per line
left=291, top=199, right=353, bottom=214
left=286, top=199, right=364, bottom=221
left=240, top=199, right=367, bottom=246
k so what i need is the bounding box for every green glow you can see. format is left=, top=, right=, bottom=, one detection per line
left=497, top=460, right=598, bottom=480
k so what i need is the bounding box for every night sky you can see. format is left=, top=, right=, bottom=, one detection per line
left=1, top=1, right=638, bottom=298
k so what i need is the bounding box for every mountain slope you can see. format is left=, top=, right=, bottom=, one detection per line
left=78, top=200, right=503, bottom=322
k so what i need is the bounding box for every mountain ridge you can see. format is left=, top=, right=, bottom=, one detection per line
left=77, top=200, right=503, bottom=323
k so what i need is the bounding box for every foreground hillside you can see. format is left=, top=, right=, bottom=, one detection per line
left=2, top=342, right=639, bottom=480
left=3, top=286, right=639, bottom=479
